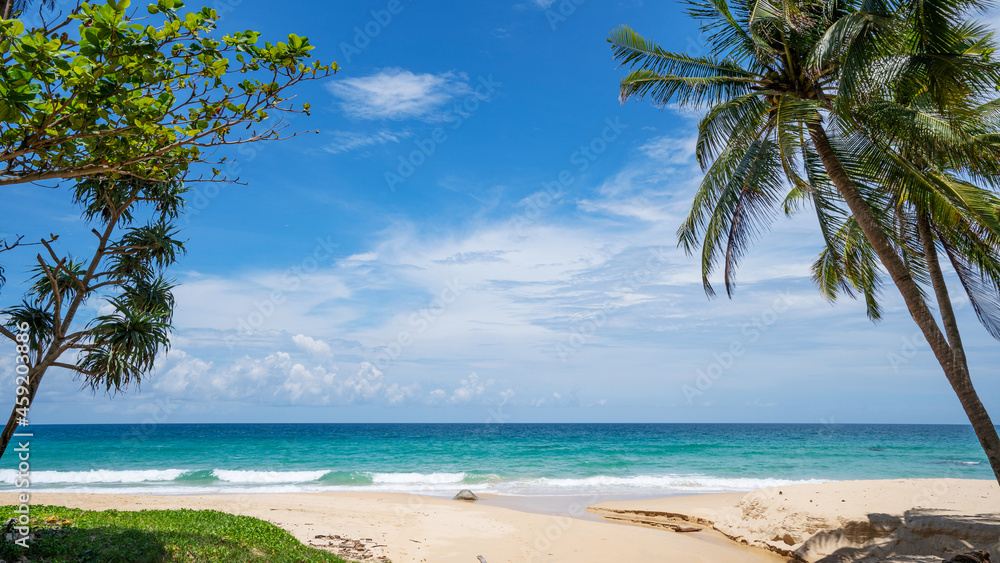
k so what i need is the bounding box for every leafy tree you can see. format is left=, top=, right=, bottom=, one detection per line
left=609, top=0, right=1000, bottom=483
left=0, top=0, right=333, bottom=458
left=0, top=0, right=331, bottom=187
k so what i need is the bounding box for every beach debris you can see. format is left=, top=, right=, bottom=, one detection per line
left=944, top=552, right=991, bottom=563
left=453, top=489, right=479, bottom=501
left=478, top=556, right=488, bottom=563
left=308, top=533, right=389, bottom=561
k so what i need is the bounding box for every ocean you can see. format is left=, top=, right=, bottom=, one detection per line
left=0, top=423, right=990, bottom=496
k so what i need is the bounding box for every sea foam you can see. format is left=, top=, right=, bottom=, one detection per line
left=213, top=470, right=329, bottom=483
left=0, top=469, right=186, bottom=484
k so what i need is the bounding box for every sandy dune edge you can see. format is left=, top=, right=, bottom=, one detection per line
left=1, top=491, right=784, bottom=563
left=590, top=479, right=1000, bottom=562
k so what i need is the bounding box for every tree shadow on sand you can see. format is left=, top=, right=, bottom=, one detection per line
left=801, top=509, right=1000, bottom=562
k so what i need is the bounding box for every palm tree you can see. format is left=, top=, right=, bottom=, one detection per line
left=0, top=178, right=184, bottom=458
left=608, top=0, right=1000, bottom=483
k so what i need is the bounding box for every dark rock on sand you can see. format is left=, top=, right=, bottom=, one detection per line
left=453, top=489, right=479, bottom=501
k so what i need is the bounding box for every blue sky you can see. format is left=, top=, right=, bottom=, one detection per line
left=2, top=0, right=999, bottom=425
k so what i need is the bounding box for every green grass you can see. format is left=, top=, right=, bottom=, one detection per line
left=0, top=505, right=352, bottom=563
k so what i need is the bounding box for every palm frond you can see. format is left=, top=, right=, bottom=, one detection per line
left=685, top=0, right=776, bottom=65
left=1, top=302, right=54, bottom=352
left=809, top=10, right=890, bottom=72
left=29, top=259, right=87, bottom=306
left=696, top=92, right=770, bottom=167
left=112, top=222, right=187, bottom=270
left=80, top=307, right=172, bottom=394
left=609, top=25, right=758, bottom=80
left=619, top=70, right=758, bottom=108
left=684, top=139, right=786, bottom=296
left=773, top=94, right=822, bottom=189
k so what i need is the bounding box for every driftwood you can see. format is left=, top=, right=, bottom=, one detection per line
left=944, top=551, right=991, bottom=563
left=598, top=514, right=701, bottom=532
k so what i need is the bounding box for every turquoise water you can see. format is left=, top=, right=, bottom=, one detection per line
left=0, top=424, right=991, bottom=496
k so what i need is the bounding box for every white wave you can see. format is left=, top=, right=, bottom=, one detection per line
left=0, top=469, right=830, bottom=496
left=370, top=472, right=466, bottom=484
left=0, top=469, right=186, bottom=484
left=501, top=474, right=827, bottom=494
left=213, top=470, right=329, bottom=483
left=37, top=484, right=327, bottom=496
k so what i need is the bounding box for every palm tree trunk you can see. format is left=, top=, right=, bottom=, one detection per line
left=808, top=121, right=1000, bottom=484
left=0, top=367, right=44, bottom=459
left=916, top=211, right=1000, bottom=480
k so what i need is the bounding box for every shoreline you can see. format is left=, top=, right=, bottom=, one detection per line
left=3, top=479, right=997, bottom=562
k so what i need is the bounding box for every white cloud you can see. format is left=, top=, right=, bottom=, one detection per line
left=639, top=135, right=698, bottom=165
left=346, top=252, right=378, bottom=262
left=499, top=388, right=515, bottom=403
left=152, top=350, right=213, bottom=396
left=135, top=347, right=528, bottom=409
left=665, top=102, right=713, bottom=120
left=384, top=382, right=421, bottom=405
left=283, top=363, right=336, bottom=402
left=218, top=352, right=294, bottom=399
left=578, top=134, right=700, bottom=224
left=449, top=372, right=493, bottom=404
left=292, top=334, right=332, bottom=357
left=148, top=349, right=337, bottom=406
left=170, top=268, right=354, bottom=337
left=327, top=68, right=473, bottom=121
left=323, top=130, right=410, bottom=154
left=337, top=362, right=385, bottom=403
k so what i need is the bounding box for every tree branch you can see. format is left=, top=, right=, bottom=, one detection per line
left=50, top=362, right=87, bottom=373
left=0, top=325, right=17, bottom=344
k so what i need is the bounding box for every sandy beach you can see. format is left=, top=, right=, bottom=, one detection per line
left=3, top=479, right=998, bottom=562
left=2, top=490, right=783, bottom=563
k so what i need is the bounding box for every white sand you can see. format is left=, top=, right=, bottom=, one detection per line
left=1, top=491, right=785, bottom=563
left=591, top=479, right=1000, bottom=562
